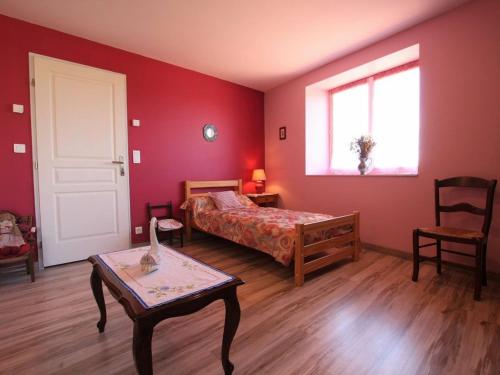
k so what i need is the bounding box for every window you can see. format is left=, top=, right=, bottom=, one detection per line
left=330, top=62, right=420, bottom=175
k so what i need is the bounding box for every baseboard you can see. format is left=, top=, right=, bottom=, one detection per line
left=363, top=242, right=500, bottom=281
left=363, top=242, right=412, bottom=260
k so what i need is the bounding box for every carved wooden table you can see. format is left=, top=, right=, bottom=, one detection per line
left=88, top=246, right=244, bottom=375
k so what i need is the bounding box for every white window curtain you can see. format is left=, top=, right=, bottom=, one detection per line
left=330, top=63, right=420, bottom=174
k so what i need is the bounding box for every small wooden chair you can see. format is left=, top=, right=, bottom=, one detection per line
left=412, top=177, right=497, bottom=301
left=0, top=211, right=36, bottom=282
left=147, top=201, right=183, bottom=247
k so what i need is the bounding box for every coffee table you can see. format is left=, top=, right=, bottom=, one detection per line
left=88, top=245, right=244, bottom=375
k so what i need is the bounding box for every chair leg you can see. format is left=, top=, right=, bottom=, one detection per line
left=28, top=252, right=35, bottom=282
left=436, top=239, right=442, bottom=275
left=412, top=229, right=420, bottom=282
left=180, top=228, right=184, bottom=248
left=474, top=243, right=482, bottom=301
left=482, top=243, right=487, bottom=286
left=169, top=231, right=173, bottom=245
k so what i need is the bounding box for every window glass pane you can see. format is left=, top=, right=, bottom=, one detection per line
left=331, top=83, right=369, bottom=170
left=371, top=67, right=420, bottom=170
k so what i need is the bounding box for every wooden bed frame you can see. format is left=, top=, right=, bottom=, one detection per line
left=184, top=179, right=360, bottom=286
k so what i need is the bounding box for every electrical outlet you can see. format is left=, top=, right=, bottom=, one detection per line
left=135, top=226, right=143, bottom=235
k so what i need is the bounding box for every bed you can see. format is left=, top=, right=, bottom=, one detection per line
left=183, top=179, right=360, bottom=286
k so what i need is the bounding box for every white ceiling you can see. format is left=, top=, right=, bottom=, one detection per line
left=0, top=0, right=469, bottom=91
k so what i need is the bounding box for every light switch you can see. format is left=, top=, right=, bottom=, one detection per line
left=13, top=104, right=24, bottom=114
left=132, top=150, right=141, bottom=164
left=132, top=119, right=140, bottom=127
left=14, top=144, right=26, bottom=153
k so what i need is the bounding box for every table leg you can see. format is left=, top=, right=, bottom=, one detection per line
left=221, top=288, right=241, bottom=375
left=90, top=266, right=107, bottom=333
left=133, top=320, right=154, bottom=375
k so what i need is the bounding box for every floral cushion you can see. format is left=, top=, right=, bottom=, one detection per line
left=180, top=194, right=255, bottom=214
left=0, top=243, right=31, bottom=259
left=209, top=191, right=245, bottom=210
left=157, top=219, right=183, bottom=231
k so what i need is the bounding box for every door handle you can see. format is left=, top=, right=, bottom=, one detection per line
left=112, top=156, right=125, bottom=176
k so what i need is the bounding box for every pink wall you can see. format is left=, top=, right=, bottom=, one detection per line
left=265, top=0, right=500, bottom=270
left=0, top=14, right=264, bottom=243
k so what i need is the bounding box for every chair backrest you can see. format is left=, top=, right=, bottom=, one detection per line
left=434, top=177, right=497, bottom=236
left=147, top=201, right=173, bottom=221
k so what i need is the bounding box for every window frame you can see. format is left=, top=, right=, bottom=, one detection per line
left=328, top=60, right=420, bottom=176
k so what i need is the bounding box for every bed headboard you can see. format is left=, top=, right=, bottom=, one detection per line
left=184, top=179, right=242, bottom=241
left=184, top=179, right=242, bottom=200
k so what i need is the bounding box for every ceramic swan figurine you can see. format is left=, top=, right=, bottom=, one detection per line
left=149, top=217, right=161, bottom=260
left=140, top=217, right=162, bottom=273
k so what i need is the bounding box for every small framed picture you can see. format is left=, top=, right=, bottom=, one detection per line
left=279, top=126, right=286, bottom=140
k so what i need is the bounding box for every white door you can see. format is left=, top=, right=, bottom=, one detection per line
left=33, top=54, right=130, bottom=266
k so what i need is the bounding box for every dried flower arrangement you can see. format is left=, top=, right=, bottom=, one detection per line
left=350, top=135, right=376, bottom=158
left=350, top=135, right=376, bottom=175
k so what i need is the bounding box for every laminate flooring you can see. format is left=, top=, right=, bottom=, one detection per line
left=1, top=236, right=499, bottom=375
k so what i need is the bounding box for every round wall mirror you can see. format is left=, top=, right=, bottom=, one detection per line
left=203, top=124, right=218, bottom=142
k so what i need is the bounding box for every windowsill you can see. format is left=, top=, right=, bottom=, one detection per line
left=307, top=173, right=418, bottom=177
left=306, top=168, right=419, bottom=177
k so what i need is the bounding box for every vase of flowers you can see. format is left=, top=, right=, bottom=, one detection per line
left=350, top=135, right=376, bottom=175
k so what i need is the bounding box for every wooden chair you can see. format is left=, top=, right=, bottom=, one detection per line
left=412, top=177, right=497, bottom=301
left=0, top=210, right=36, bottom=282
left=147, top=201, right=183, bottom=247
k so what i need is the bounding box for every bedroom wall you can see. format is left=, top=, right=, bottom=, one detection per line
left=265, top=0, right=500, bottom=271
left=0, top=14, right=264, bottom=243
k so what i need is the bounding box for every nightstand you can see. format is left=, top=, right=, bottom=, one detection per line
left=246, top=193, right=279, bottom=207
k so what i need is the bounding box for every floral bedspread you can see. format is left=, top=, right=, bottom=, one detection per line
left=188, top=197, right=347, bottom=266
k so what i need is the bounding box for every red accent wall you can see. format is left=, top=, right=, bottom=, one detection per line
left=0, top=14, right=264, bottom=243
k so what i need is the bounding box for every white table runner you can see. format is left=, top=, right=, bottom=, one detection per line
left=98, top=245, right=234, bottom=308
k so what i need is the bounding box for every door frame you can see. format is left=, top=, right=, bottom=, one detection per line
left=28, top=52, right=132, bottom=269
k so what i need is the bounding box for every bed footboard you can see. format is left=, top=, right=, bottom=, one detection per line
left=294, top=211, right=360, bottom=286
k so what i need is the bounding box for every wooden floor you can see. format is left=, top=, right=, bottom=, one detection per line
left=1, top=236, right=499, bottom=375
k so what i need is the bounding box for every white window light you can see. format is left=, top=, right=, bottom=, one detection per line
left=330, top=62, right=420, bottom=175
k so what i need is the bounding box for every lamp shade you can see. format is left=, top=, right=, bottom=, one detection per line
left=252, top=169, right=266, bottom=182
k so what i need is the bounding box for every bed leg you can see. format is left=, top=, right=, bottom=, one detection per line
left=353, top=242, right=360, bottom=262
left=294, top=224, right=305, bottom=287
left=352, top=211, right=360, bottom=262
left=295, top=255, right=304, bottom=287
left=295, top=272, right=304, bottom=287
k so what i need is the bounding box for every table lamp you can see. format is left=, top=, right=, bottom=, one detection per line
left=252, top=169, right=266, bottom=194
